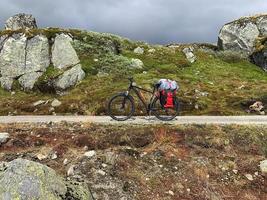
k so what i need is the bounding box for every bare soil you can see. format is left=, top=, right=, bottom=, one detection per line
left=0, top=122, right=266, bottom=200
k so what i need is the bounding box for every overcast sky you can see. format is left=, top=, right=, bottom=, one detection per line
left=0, top=0, right=267, bottom=44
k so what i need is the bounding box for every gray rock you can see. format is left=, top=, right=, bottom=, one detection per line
left=84, top=150, right=96, bottom=158
left=0, top=77, right=13, bottom=91
left=0, top=35, right=8, bottom=51
left=33, top=100, right=46, bottom=107
left=18, top=72, right=43, bottom=90
left=260, top=160, right=267, bottom=173
left=183, top=47, right=196, bottom=63
left=5, top=13, right=37, bottom=30
left=251, top=49, right=267, bottom=72
left=130, top=58, right=144, bottom=69
left=218, top=17, right=261, bottom=54
left=66, top=181, right=93, bottom=200
left=0, top=158, right=67, bottom=200
left=0, top=34, right=27, bottom=79
left=256, top=16, right=267, bottom=35
left=134, top=47, right=144, bottom=54
left=52, top=34, right=80, bottom=69
left=25, top=35, right=50, bottom=73
left=0, top=133, right=9, bottom=145
left=0, top=34, right=49, bottom=90
left=54, top=64, right=85, bottom=90
left=51, top=99, right=62, bottom=107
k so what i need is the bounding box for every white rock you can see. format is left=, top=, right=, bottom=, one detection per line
left=133, top=47, right=144, bottom=54
left=63, top=159, right=68, bottom=166
left=260, top=160, right=267, bottom=173
left=0, top=133, right=9, bottom=145
left=36, top=154, right=47, bottom=161
left=51, top=152, right=58, bottom=160
left=67, top=165, right=75, bottom=176
left=84, top=150, right=96, bottom=158
left=33, top=100, right=46, bottom=107
left=51, top=99, right=62, bottom=107
left=97, top=169, right=106, bottom=176
left=245, top=174, right=253, bottom=181
left=167, top=190, right=174, bottom=196
left=130, top=58, right=144, bottom=69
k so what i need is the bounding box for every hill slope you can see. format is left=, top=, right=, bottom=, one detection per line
left=0, top=28, right=267, bottom=116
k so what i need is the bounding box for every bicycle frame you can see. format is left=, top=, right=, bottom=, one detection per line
left=126, top=82, right=158, bottom=115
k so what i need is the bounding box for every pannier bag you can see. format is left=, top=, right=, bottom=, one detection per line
left=157, top=79, right=178, bottom=108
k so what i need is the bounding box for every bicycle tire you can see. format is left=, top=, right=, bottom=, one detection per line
left=107, top=93, right=135, bottom=121
left=151, top=97, right=180, bottom=121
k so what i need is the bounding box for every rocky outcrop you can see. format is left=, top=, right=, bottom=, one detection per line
left=218, top=14, right=267, bottom=71
left=52, top=34, right=80, bottom=69
left=0, top=34, right=50, bottom=90
left=0, top=158, right=93, bottom=200
left=218, top=15, right=267, bottom=54
left=5, top=13, right=37, bottom=30
left=0, top=14, right=85, bottom=92
left=54, top=64, right=85, bottom=90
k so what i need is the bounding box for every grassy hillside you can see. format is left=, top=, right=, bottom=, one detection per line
left=0, top=28, right=267, bottom=115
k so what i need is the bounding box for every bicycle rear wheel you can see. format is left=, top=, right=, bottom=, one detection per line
left=151, top=97, right=180, bottom=121
left=107, top=93, right=135, bottom=121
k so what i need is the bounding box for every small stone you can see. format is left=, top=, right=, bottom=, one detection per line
left=187, top=188, right=191, bottom=193
left=93, top=58, right=99, bottom=62
left=11, top=91, right=16, bottom=95
left=67, top=165, right=75, bottom=176
left=0, top=133, right=10, bottom=145
left=51, top=99, right=62, bottom=107
left=167, top=190, right=174, bottom=196
left=245, top=174, right=253, bottom=181
left=260, top=160, right=267, bottom=173
left=83, top=146, right=89, bottom=151
left=33, top=100, right=46, bottom=107
left=233, top=169, right=238, bottom=174
left=63, top=159, right=68, bottom=165
left=51, top=152, right=58, bottom=160
left=102, top=163, right=108, bottom=168
left=84, top=150, right=96, bottom=158
left=97, top=169, right=106, bottom=176
left=130, top=58, right=144, bottom=69
left=133, top=47, right=144, bottom=54
left=36, top=154, right=47, bottom=161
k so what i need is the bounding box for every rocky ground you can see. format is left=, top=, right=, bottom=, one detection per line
left=0, top=122, right=266, bottom=200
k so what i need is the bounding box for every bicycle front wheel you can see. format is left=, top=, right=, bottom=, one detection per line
left=107, top=93, right=135, bottom=121
left=151, top=97, right=180, bottom=121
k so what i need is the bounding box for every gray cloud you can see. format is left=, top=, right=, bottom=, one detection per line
left=0, top=0, right=266, bottom=44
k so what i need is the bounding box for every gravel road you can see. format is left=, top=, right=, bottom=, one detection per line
left=0, top=115, right=266, bottom=125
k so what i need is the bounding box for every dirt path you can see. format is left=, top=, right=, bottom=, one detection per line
left=0, top=115, right=266, bottom=124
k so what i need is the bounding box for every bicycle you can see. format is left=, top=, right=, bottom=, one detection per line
left=107, top=77, right=180, bottom=121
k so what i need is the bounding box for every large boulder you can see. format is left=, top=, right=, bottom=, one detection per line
left=0, top=34, right=50, bottom=90
left=0, top=159, right=93, bottom=200
left=0, top=158, right=67, bottom=199
left=218, top=14, right=267, bottom=71
left=52, top=34, right=80, bottom=69
left=5, top=13, right=37, bottom=30
left=54, top=64, right=85, bottom=90
left=218, top=18, right=260, bottom=55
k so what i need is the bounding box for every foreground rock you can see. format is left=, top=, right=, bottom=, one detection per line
left=260, top=160, right=267, bottom=174
left=0, top=133, right=9, bottom=145
left=5, top=13, right=37, bottom=30
left=0, top=158, right=92, bottom=200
